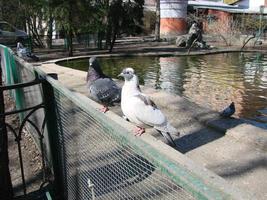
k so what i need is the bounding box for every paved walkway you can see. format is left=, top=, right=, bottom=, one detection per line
left=39, top=59, right=267, bottom=200
left=31, top=36, right=267, bottom=62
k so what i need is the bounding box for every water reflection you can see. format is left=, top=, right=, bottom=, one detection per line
left=59, top=53, right=267, bottom=124
left=158, top=57, right=185, bottom=95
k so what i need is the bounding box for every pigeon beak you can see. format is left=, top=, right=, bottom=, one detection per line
left=118, top=73, right=124, bottom=78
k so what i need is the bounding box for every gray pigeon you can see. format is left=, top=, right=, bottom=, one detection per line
left=119, top=67, right=179, bottom=147
left=16, top=42, right=39, bottom=61
left=220, top=102, right=235, bottom=118
left=86, top=56, right=121, bottom=112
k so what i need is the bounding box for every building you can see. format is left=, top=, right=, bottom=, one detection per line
left=189, top=0, right=267, bottom=14
left=225, top=0, right=267, bottom=11
left=145, top=0, right=267, bottom=38
left=189, top=0, right=267, bottom=35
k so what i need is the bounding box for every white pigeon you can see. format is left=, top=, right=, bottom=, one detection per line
left=119, top=67, right=179, bottom=147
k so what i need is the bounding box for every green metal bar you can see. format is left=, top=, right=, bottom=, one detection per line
left=46, top=191, right=52, bottom=200
left=1, top=46, right=25, bottom=120
left=0, top=68, right=13, bottom=200
left=0, top=46, right=14, bottom=199
left=9, top=53, right=25, bottom=120
left=3, top=48, right=12, bottom=86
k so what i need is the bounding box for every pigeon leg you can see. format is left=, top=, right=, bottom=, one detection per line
left=122, top=115, right=129, bottom=121
left=100, top=105, right=109, bottom=113
left=134, top=126, right=145, bottom=136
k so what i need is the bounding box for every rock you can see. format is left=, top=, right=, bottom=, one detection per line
left=176, top=35, right=187, bottom=47
left=176, top=22, right=210, bottom=50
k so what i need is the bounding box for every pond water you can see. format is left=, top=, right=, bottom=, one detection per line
left=59, top=53, right=267, bottom=125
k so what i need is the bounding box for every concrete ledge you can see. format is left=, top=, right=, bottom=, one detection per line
left=194, top=106, right=267, bottom=151
left=194, top=107, right=267, bottom=151
left=226, top=124, right=267, bottom=152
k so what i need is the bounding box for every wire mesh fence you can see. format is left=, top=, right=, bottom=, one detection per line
left=29, top=33, right=99, bottom=49
left=1, top=44, right=242, bottom=200
left=51, top=85, right=195, bottom=200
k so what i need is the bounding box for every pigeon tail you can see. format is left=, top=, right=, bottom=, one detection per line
left=155, top=123, right=179, bottom=148
left=157, top=130, right=177, bottom=148
left=111, top=87, right=121, bottom=103
left=155, top=122, right=180, bottom=136
left=166, top=122, right=180, bottom=136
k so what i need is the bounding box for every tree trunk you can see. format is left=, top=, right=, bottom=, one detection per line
left=67, top=0, right=73, bottom=56
left=105, top=24, right=112, bottom=50
left=98, top=31, right=103, bottom=49
left=155, top=0, right=160, bottom=41
left=241, top=34, right=255, bottom=50
left=46, top=16, right=53, bottom=49
left=67, top=33, right=73, bottom=57
left=0, top=68, right=13, bottom=200
left=26, top=18, right=44, bottom=47
left=109, top=30, right=117, bottom=52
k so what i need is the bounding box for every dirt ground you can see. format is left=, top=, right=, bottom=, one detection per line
left=4, top=92, right=44, bottom=197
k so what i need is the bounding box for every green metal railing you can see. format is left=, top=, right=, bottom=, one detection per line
left=0, top=45, right=246, bottom=200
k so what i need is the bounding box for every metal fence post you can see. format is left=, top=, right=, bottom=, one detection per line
left=41, top=78, right=65, bottom=199
left=0, top=73, right=13, bottom=200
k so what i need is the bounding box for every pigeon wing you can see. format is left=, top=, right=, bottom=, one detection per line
left=90, top=78, right=120, bottom=104
left=220, top=102, right=235, bottom=117
left=130, top=94, right=167, bottom=127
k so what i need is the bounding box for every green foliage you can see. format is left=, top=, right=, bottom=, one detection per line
left=105, top=0, right=144, bottom=51
left=120, top=0, right=144, bottom=35
left=143, top=10, right=156, bottom=35
left=1, top=0, right=144, bottom=53
left=0, top=0, right=50, bottom=46
left=235, top=14, right=267, bottom=35
left=0, top=0, right=25, bottom=29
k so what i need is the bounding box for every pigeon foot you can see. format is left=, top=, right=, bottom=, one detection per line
left=134, top=127, right=145, bottom=136
left=122, top=115, right=129, bottom=121
left=100, top=106, right=109, bottom=113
